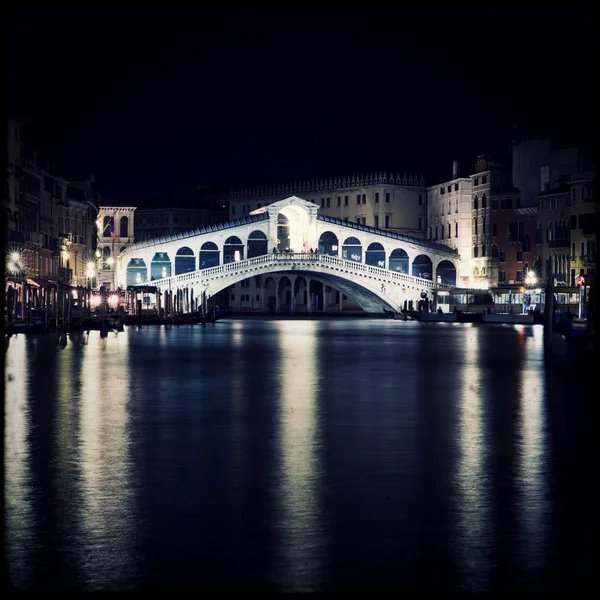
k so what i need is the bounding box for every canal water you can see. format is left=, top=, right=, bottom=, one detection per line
left=4, top=319, right=593, bottom=592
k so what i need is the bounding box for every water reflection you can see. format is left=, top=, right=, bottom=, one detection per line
left=4, top=336, right=34, bottom=588
left=516, top=329, right=550, bottom=588
left=77, top=330, right=138, bottom=589
left=454, top=326, right=493, bottom=591
left=274, top=320, right=324, bottom=591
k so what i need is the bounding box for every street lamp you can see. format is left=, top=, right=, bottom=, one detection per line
left=10, top=252, right=20, bottom=263
left=525, top=271, right=537, bottom=287
left=106, top=256, right=115, bottom=266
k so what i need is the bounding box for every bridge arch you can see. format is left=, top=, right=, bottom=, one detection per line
left=318, top=231, right=339, bottom=256
left=412, top=254, right=432, bottom=280
left=200, top=241, right=220, bottom=269
left=342, top=236, right=362, bottom=263
left=365, top=242, right=385, bottom=268
left=436, top=259, right=456, bottom=286
left=247, top=230, right=268, bottom=258
left=175, top=246, right=195, bottom=274
left=389, top=248, right=409, bottom=274
left=224, top=236, right=244, bottom=263
left=151, top=252, right=172, bottom=280
left=275, top=204, right=310, bottom=252
left=126, top=258, right=147, bottom=286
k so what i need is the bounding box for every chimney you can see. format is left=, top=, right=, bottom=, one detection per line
left=452, top=160, right=459, bottom=179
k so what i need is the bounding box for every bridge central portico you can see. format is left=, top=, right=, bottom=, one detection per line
left=118, top=196, right=459, bottom=313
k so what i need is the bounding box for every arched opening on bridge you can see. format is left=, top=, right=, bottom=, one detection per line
left=318, top=231, right=339, bottom=256
left=175, top=246, right=195, bottom=274
left=247, top=230, right=268, bottom=258
left=412, top=254, right=432, bottom=280
left=365, top=242, right=385, bottom=268
left=388, top=248, right=409, bottom=273
left=223, top=236, right=244, bottom=263
left=264, top=276, right=277, bottom=312
left=200, top=241, right=220, bottom=269
left=293, top=276, right=309, bottom=311
left=277, top=213, right=290, bottom=252
left=279, top=276, right=293, bottom=312
left=436, top=260, right=456, bottom=286
left=150, top=252, right=172, bottom=281
left=126, top=258, right=147, bottom=286
left=120, top=216, right=129, bottom=238
left=342, top=236, right=362, bottom=263
left=276, top=205, right=309, bottom=252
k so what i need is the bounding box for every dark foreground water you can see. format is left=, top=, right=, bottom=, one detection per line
left=4, top=319, right=593, bottom=592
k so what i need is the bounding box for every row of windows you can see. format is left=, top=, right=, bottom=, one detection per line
left=429, top=223, right=459, bottom=240
left=439, top=183, right=460, bottom=195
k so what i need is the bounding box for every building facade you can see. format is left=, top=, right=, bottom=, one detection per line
left=5, top=118, right=99, bottom=283
left=97, top=200, right=137, bottom=290
left=229, top=171, right=428, bottom=238
left=568, top=169, right=596, bottom=286
left=427, top=161, right=473, bottom=286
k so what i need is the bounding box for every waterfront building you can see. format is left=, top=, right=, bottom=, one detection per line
left=5, top=118, right=99, bottom=285
left=426, top=161, right=473, bottom=286
left=97, top=199, right=137, bottom=290
left=568, top=168, right=596, bottom=286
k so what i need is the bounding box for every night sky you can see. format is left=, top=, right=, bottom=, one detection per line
left=8, top=8, right=596, bottom=203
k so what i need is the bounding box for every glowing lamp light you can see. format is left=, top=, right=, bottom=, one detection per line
left=72, top=290, right=78, bottom=299
left=90, top=295, right=101, bottom=308
left=108, top=294, right=119, bottom=307
left=10, top=252, right=20, bottom=263
left=525, top=272, right=537, bottom=286
left=519, top=287, right=526, bottom=293
left=234, top=250, right=241, bottom=262
left=95, top=250, right=101, bottom=258
left=106, top=256, right=115, bottom=266
left=86, top=262, right=96, bottom=277
left=7, top=261, right=17, bottom=273
left=62, top=250, right=69, bottom=261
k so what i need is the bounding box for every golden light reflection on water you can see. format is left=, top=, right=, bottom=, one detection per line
left=274, top=320, right=323, bottom=592
left=4, top=335, right=34, bottom=588
left=78, top=330, right=137, bottom=589
left=517, top=329, right=549, bottom=575
left=455, top=326, right=492, bottom=591
left=227, top=320, right=248, bottom=549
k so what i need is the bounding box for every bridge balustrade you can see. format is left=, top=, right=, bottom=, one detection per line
left=146, top=252, right=442, bottom=291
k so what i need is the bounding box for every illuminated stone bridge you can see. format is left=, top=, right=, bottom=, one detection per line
left=117, top=197, right=459, bottom=313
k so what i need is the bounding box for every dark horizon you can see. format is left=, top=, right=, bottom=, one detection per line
left=8, top=8, right=596, bottom=202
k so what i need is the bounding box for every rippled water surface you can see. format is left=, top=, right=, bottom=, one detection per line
left=4, top=319, right=593, bottom=592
